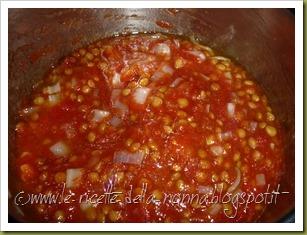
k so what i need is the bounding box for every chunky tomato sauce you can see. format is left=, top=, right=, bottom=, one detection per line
left=13, top=34, right=284, bottom=222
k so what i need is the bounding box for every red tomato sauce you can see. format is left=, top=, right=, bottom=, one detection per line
left=13, top=33, right=284, bottom=222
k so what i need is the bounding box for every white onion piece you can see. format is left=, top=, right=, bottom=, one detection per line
left=49, top=141, right=70, bottom=157
left=112, top=72, right=121, bottom=87
left=111, top=89, right=121, bottom=103
left=152, top=43, right=171, bottom=56
left=113, top=100, right=129, bottom=116
left=80, top=202, right=92, bottom=211
left=205, top=104, right=210, bottom=113
left=220, top=131, right=232, bottom=141
left=210, top=145, right=224, bottom=156
left=200, top=73, right=210, bottom=81
left=170, top=78, right=183, bottom=88
left=208, top=203, right=222, bottom=216
left=161, top=64, right=174, bottom=74
left=151, top=64, right=174, bottom=81
left=227, top=167, right=241, bottom=192
left=80, top=200, right=98, bottom=210
left=256, top=173, right=266, bottom=186
left=187, top=50, right=206, bottom=62
left=151, top=71, right=164, bottom=81
left=224, top=71, right=232, bottom=79
left=133, top=87, right=151, bottom=104
left=45, top=82, right=61, bottom=94
left=198, top=185, right=214, bottom=195
left=199, top=45, right=214, bottom=54
left=91, top=109, right=110, bottom=122
left=249, top=121, right=258, bottom=132
left=66, top=168, right=83, bottom=189
left=109, top=116, right=122, bottom=127
left=111, top=89, right=129, bottom=115
left=173, top=39, right=180, bottom=48
left=48, top=94, right=61, bottom=105
left=113, top=150, right=145, bottom=165
left=227, top=103, right=235, bottom=117
left=150, top=33, right=163, bottom=39
left=211, top=56, right=230, bottom=61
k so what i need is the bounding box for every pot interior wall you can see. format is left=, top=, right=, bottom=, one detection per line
left=8, top=8, right=294, bottom=222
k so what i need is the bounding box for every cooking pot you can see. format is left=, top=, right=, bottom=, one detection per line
left=8, top=8, right=294, bottom=223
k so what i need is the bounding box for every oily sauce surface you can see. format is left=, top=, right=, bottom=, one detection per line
left=13, top=34, right=284, bottom=222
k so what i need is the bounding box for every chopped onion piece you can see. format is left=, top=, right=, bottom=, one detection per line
left=80, top=200, right=98, bottom=210
left=211, top=56, right=230, bottom=61
left=200, top=73, right=210, bottom=81
left=161, top=64, right=174, bottom=74
left=151, top=64, right=174, bottom=81
left=151, top=71, right=164, bottom=81
left=249, top=121, right=258, bottom=132
left=205, top=104, right=210, bottom=113
left=133, top=87, right=151, bottom=104
left=173, top=39, right=180, bottom=48
left=227, top=167, right=241, bottom=192
left=111, top=89, right=121, bottom=103
left=210, top=145, right=224, bottom=156
left=49, top=141, right=70, bottom=157
left=80, top=202, right=93, bottom=211
left=45, top=82, right=61, bottom=94
left=224, top=71, right=232, bottom=79
left=111, top=89, right=129, bottom=115
left=113, top=150, right=145, bottom=165
left=220, top=131, right=232, bottom=141
left=256, top=173, right=266, bottom=186
left=208, top=203, right=222, bottom=216
left=199, top=45, right=214, bottom=54
left=109, top=116, right=122, bottom=127
left=112, top=72, right=121, bottom=86
left=150, top=33, right=162, bottom=39
left=91, top=109, right=110, bottom=122
left=113, top=100, right=129, bottom=115
left=152, top=43, right=171, bottom=56
left=170, top=78, right=183, bottom=88
left=198, top=185, right=214, bottom=195
left=48, top=94, right=61, bottom=105
left=227, top=103, right=235, bottom=117
left=187, top=50, right=206, bottom=62
left=66, top=168, right=83, bottom=188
